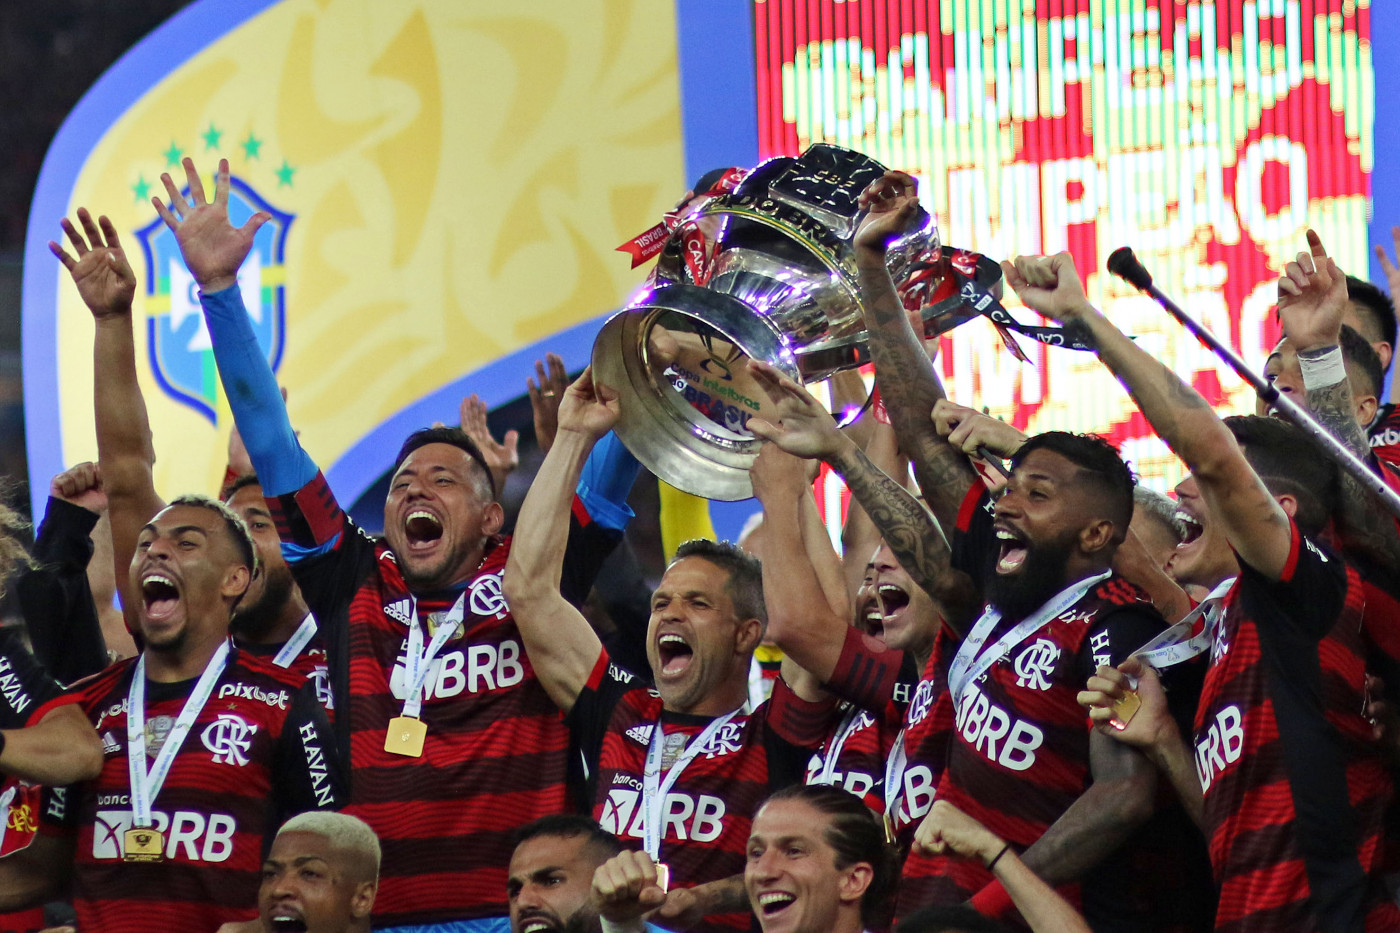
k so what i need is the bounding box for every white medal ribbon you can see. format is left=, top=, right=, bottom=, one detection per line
left=400, top=594, right=466, bottom=720
left=127, top=640, right=232, bottom=829
left=948, top=570, right=1112, bottom=706
left=0, top=784, right=16, bottom=851
left=816, top=705, right=865, bottom=785
left=882, top=728, right=909, bottom=825
left=1132, top=577, right=1237, bottom=669
left=271, top=613, right=318, bottom=669
left=642, top=709, right=740, bottom=860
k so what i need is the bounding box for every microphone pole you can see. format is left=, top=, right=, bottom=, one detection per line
left=1106, top=247, right=1400, bottom=522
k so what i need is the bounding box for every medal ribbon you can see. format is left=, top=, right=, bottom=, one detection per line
left=400, top=594, right=466, bottom=720
left=948, top=570, right=1112, bottom=706
left=127, top=640, right=232, bottom=829
left=816, top=705, right=865, bottom=785
left=271, top=613, right=318, bottom=669
left=882, top=729, right=909, bottom=828
left=1132, top=577, right=1237, bottom=669
left=0, top=785, right=16, bottom=852
left=642, top=709, right=740, bottom=860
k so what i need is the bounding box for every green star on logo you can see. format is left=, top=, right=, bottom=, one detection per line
left=132, top=175, right=152, bottom=204
left=275, top=159, right=296, bottom=187
left=162, top=141, right=184, bottom=167
left=201, top=123, right=223, bottom=151
left=241, top=132, right=263, bottom=160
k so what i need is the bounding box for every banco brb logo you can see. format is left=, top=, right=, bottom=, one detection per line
left=135, top=177, right=293, bottom=422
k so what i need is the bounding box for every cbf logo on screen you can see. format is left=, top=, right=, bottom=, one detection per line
left=134, top=177, right=293, bottom=423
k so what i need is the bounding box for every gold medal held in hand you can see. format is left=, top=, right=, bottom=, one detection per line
left=1112, top=690, right=1142, bottom=729
left=385, top=716, right=427, bottom=757
left=123, top=827, right=164, bottom=862
left=654, top=862, right=670, bottom=893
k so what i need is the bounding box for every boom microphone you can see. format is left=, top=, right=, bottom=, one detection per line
left=1107, top=247, right=1400, bottom=523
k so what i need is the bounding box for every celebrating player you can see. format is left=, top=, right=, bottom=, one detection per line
left=0, top=496, right=342, bottom=930
left=256, top=811, right=381, bottom=933
left=507, top=816, right=622, bottom=933
left=159, top=156, right=639, bottom=930
left=504, top=368, right=838, bottom=933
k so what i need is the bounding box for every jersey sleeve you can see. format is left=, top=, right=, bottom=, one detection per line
left=0, top=627, right=71, bottom=730
left=824, top=627, right=906, bottom=713
left=1075, top=602, right=1170, bottom=681
left=761, top=677, right=839, bottom=790
left=272, top=680, right=346, bottom=822
left=1236, top=522, right=1347, bottom=643
left=567, top=650, right=639, bottom=777
left=16, top=497, right=109, bottom=684
left=951, top=480, right=996, bottom=590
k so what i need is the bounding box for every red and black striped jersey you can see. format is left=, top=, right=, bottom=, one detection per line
left=0, top=780, right=46, bottom=933
left=39, top=645, right=341, bottom=932
left=1369, top=403, right=1400, bottom=479
left=899, top=482, right=1167, bottom=916
left=265, top=471, right=618, bottom=927
left=570, top=651, right=836, bottom=933
left=238, top=621, right=333, bottom=714
left=1195, top=524, right=1399, bottom=932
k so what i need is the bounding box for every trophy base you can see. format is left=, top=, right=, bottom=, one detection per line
left=592, top=284, right=799, bottom=501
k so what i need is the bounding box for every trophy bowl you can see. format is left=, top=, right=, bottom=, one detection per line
left=594, top=143, right=992, bottom=501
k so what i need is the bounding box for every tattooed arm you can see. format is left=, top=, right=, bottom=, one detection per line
left=852, top=172, right=977, bottom=530
left=1004, top=252, right=1296, bottom=581
left=747, top=361, right=979, bottom=634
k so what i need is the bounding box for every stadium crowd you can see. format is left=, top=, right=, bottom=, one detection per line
left=0, top=156, right=1395, bottom=933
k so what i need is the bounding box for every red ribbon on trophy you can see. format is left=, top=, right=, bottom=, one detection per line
left=615, top=168, right=750, bottom=269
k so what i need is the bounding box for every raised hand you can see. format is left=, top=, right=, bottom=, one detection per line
left=49, top=209, right=137, bottom=319
left=459, top=394, right=519, bottom=490
left=853, top=170, right=920, bottom=255
left=913, top=799, right=1006, bottom=864
left=1000, top=252, right=1095, bottom=324
left=590, top=850, right=668, bottom=924
left=49, top=461, right=106, bottom=515
left=526, top=352, right=569, bottom=453
left=1276, top=229, right=1346, bottom=352
left=1076, top=657, right=1175, bottom=751
left=931, top=399, right=1027, bottom=458
left=153, top=157, right=269, bottom=293
left=748, top=442, right=810, bottom=507
left=1373, top=226, right=1400, bottom=305
left=557, top=367, right=621, bottom=441
left=745, top=360, right=844, bottom=461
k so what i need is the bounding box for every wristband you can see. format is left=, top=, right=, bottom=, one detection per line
left=985, top=842, right=1011, bottom=872
left=1298, top=344, right=1347, bottom=390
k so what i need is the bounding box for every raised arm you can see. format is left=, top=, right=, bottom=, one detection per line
left=153, top=158, right=319, bottom=501
left=502, top=369, right=618, bottom=715
left=50, top=210, right=164, bottom=628
left=1278, top=232, right=1400, bottom=570
left=748, top=360, right=978, bottom=634
left=1004, top=253, right=1293, bottom=580
left=2, top=703, right=103, bottom=787
left=851, top=171, right=978, bottom=529
left=839, top=418, right=903, bottom=602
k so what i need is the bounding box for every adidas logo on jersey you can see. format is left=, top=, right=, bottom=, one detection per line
left=385, top=599, right=414, bottom=625
left=626, top=724, right=654, bottom=746
left=100, top=732, right=121, bottom=756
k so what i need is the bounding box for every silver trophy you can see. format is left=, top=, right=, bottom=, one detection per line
left=593, top=143, right=1000, bottom=500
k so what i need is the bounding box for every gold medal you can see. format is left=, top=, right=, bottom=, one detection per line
left=659, top=731, right=688, bottom=770
left=123, top=827, right=164, bottom=862
left=883, top=810, right=897, bottom=844
left=1112, top=690, right=1142, bottom=729
left=385, top=716, right=428, bottom=757
left=654, top=861, right=670, bottom=893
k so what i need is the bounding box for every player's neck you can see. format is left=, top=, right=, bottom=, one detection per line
left=144, top=627, right=228, bottom=683
left=1063, top=554, right=1110, bottom=590
left=240, top=591, right=310, bottom=646
left=666, top=681, right=748, bottom=718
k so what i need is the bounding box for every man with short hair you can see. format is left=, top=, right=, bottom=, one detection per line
left=507, top=816, right=622, bottom=933
left=166, top=157, right=639, bottom=931
left=0, top=495, right=342, bottom=931
left=505, top=371, right=837, bottom=933
left=258, top=811, right=380, bottom=933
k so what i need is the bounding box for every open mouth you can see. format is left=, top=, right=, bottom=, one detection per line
left=994, top=526, right=1029, bottom=575
left=405, top=510, right=444, bottom=548
left=519, top=917, right=559, bottom=933
left=657, top=632, right=694, bottom=675
left=270, top=916, right=307, bottom=933
left=1174, top=510, right=1203, bottom=546
left=141, top=573, right=181, bottom=621
left=863, top=583, right=910, bottom=638
left=757, top=891, right=797, bottom=917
